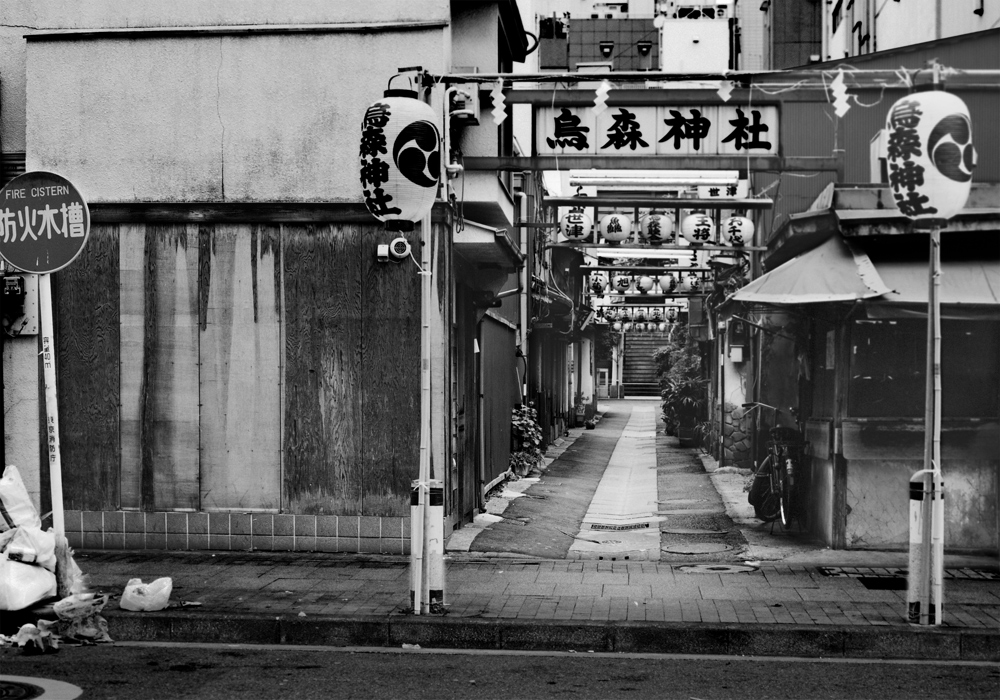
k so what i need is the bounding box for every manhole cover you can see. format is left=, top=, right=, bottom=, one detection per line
left=588, top=522, right=650, bottom=531
left=662, top=527, right=729, bottom=535
left=661, top=543, right=733, bottom=554
left=679, top=564, right=757, bottom=574
left=0, top=677, right=83, bottom=700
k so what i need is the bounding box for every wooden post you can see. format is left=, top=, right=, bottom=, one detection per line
left=39, top=274, right=64, bottom=536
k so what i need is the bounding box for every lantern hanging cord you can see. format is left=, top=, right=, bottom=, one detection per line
left=410, top=249, right=430, bottom=276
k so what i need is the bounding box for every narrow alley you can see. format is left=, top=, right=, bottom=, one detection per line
left=448, top=399, right=800, bottom=563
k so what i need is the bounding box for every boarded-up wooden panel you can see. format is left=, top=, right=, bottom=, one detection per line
left=453, top=286, right=479, bottom=523
left=199, top=224, right=282, bottom=511
left=282, top=224, right=364, bottom=514
left=359, top=228, right=421, bottom=516
left=481, top=317, right=517, bottom=488
left=120, top=225, right=200, bottom=510
left=55, top=224, right=121, bottom=510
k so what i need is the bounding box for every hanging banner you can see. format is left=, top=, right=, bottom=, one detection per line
left=535, top=105, right=778, bottom=156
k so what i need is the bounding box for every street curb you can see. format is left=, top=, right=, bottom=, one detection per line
left=102, top=610, right=1000, bottom=661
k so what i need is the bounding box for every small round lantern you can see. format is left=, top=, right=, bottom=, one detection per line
left=636, top=276, right=655, bottom=294
left=612, top=321, right=623, bottom=332
left=623, top=322, right=633, bottom=332
left=560, top=208, right=593, bottom=242
left=657, top=322, right=668, bottom=332
left=680, top=213, right=714, bottom=246
left=613, top=275, right=632, bottom=294
left=359, top=89, right=441, bottom=231
left=659, top=274, right=676, bottom=294
left=590, top=274, right=607, bottom=296
left=639, top=212, right=674, bottom=245
left=666, top=307, right=679, bottom=322
left=722, top=216, right=754, bottom=247
left=600, top=213, right=632, bottom=244
left=884, top=90, right=976, bottom=222
left=686, top=274, right=702, bottom=293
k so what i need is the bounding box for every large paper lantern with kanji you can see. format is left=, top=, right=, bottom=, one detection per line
left=721, top=216, right=754, bottom=247
left=658, top=274, right=676, bottom=294
left=359, top=89, right=441, bottom=231
left=884, top=91, right=976, bottom=222
left=639, top=212, right=674, bottom=245
left=560, top=208, right=593, bottom=242
left=599, top=213, right=631, bottom=243
left=636, top=276, right=655, bottom=294
left=680, top=213, right=714, bottom=245
left=612, top=274, right=632, bottom=293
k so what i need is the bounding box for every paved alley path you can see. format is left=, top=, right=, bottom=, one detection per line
left=454, top=399, right=752, bottom=562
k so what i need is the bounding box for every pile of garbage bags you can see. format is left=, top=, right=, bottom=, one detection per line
left=0, top=464, right=111, bottom=652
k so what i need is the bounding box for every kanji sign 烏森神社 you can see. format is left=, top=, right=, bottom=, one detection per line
left=535, top=105, right=778, bottom=156
left=0, top=171, right=90, bottom=274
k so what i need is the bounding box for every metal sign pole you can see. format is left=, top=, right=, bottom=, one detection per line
left=39, top=273, right=64, bottom=536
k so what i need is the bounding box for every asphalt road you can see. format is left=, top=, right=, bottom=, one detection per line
left=3, top=642, right=998, bottom=699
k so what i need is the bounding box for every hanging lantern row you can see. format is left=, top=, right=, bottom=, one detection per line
left=597, top=306, right=680, bottom=324
left=589, top=272, right=708, bottom=295
left=359, top=84, right=442, bottom=231
left=610, top=320, right=676, bottom=333
left=561, top=210, right=753, bottom=247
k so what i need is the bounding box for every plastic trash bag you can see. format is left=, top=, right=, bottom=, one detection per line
left=14, top=623, right=59, bottom=654
left=120, top=577, right=172, bottom=611
left=3, top=526, right=57, bottom=572
left=52, top=593, right=112, bottom=644
left=0, top=551, right=57, bottom=610
left=0, top=465, right=41, bottom=532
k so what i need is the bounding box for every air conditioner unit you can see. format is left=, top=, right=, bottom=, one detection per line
left=450, top=66, right=480, bottom=125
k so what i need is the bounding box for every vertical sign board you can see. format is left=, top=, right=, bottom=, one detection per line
left=0, top=171, right=91, bottom=536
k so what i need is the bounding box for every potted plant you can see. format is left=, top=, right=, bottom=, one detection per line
left=655, top=326, right=708, bottom=446
left=509, top=403, right=544, bottom=477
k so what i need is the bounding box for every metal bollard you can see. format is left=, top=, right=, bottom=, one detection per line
left=426, top=480, right=445, bottom=610
left=907, top=469, right=944, bottom=625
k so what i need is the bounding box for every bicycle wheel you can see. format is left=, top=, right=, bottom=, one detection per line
left=779, top=453, right=794, bottom=529
left=753, top=456, right=780, bottom=522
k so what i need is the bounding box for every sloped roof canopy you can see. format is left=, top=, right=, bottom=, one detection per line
left=732, top=235, right=891, bottom=304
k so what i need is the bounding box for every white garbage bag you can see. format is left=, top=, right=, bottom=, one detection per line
left=0, top=551, right=57, bottom=610
left=120, top=577, right=172, bottom=611
left=2, top=526, right=57, bottom=572
left=0, top=465, right=42, bottom=532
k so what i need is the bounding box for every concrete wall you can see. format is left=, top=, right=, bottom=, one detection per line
left=1, top=0, right=451, bottom=515
left=845, top=459, right=998, bottom=552
left=26, top=27, right=449, bottom=202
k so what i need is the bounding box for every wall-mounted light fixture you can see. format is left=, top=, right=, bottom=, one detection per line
left=636, top=40, right=652, bottom=57
left=599, top=40, right=615, bottom=58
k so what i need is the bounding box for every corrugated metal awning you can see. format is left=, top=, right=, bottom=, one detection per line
left=732, top=235, right=891, bottom=304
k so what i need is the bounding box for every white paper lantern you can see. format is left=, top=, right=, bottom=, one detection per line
left=666, top=307, right=679, bottom=322
left=687, top=274, right=703, bottom=293
left=657, top=322, right=668, bottom=332
left=612, top=321, right=623, bottom=332
left=636, top=276, right=655, bottom=294
left=622, top=322, right=633, bottom=332
left=659, top=274, right=676, bottom=294
left=589, top=273, right=607, bottom=295
left=639, top=213, right=674, bottom=245
left=885, top=90, right=976, bottom=222
left=600, top=213, right=632, bottom=243
left=722, top=216, right=754, bottom=247
left=360, top=89, right=441, bottom=230
left=560, top=208, right=593, bottom=242
left=612, top=275, right=632, bottom=293
left=680, top=213, right=714, bottom=246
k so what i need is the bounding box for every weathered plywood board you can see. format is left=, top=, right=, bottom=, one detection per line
left=55, top=224, right=121, bottom=510
left=359, top=227, right=421, bottom=516
left=119, top=225, right=200, bottom=510
left=199, top=224, right=282, bottom=511
left=282, top=224, right=364, bottom=515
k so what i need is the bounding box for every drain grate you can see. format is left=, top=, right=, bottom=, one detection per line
left=818, top=566, right=999, bottom=581
left=588, top=522, right=651, bottom=531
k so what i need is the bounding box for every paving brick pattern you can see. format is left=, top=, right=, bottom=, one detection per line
left=75, top=551, right=1000, bottom=629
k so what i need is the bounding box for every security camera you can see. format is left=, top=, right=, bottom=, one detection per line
left=376, top=244, right=390, bottom=263
left=388, top=237, right=411, bottom=261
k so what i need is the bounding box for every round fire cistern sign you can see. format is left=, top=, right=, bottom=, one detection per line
left=0, top=171, right=91, bottom=274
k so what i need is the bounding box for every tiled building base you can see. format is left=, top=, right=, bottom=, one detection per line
left=62, top=511, right=411, bottom=555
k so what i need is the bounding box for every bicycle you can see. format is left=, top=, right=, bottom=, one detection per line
left=742, top=404, right=809, bottom=529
